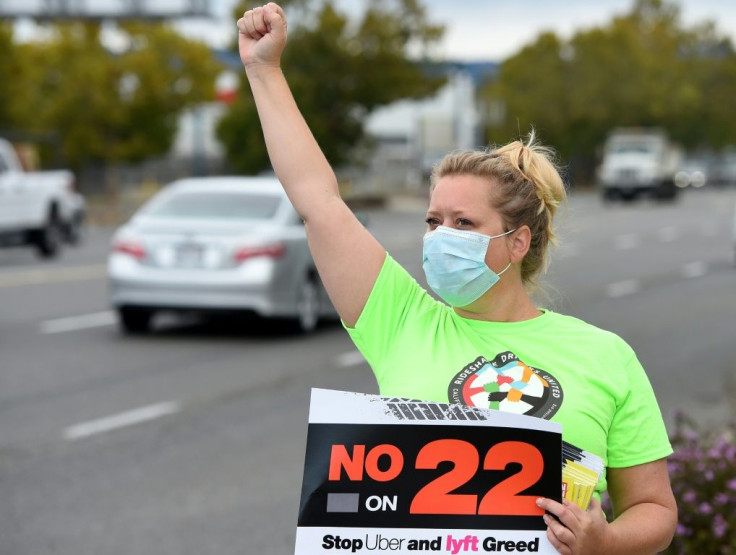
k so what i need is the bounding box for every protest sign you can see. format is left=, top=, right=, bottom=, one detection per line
left=296, top=389, right=563, bottom=554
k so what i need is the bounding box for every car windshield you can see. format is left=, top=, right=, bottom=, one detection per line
left=609, top=143, right=655, bottom=154
left=145, top=192, right=283, bottom=220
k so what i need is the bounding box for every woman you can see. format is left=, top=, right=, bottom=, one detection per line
left=237, top=4, right=677, bottom=553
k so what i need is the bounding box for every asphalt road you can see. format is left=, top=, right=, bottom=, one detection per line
left=1, top=188, right=735, bottom=554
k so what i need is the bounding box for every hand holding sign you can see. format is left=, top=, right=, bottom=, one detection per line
left=537, top=496, right=611, bottom=554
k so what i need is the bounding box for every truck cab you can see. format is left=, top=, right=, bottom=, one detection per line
left=0, top=138, right=85, bottom=257
left=596, top=128, right=682, bottom=202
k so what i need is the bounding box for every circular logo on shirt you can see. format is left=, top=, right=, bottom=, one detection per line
left=448, top=351, right=563, bottom=419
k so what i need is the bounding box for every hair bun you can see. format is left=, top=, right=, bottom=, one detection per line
left=494, top=130, right=565, bottom=217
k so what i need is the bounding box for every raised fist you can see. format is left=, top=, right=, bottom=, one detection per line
left=237, top=3, right=288, bottom=70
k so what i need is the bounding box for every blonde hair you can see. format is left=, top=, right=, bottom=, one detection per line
left=430, top=131, right=567, bottom=289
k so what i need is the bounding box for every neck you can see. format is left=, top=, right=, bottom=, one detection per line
left=452, top=280, right=541, bottom=323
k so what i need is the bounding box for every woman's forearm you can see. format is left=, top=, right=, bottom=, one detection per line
left=606, top=502, right=677, bottom=555
left=245, top=65, right=340, bottom=220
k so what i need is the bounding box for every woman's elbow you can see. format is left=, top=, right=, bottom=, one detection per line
left=655, top=502, right=678, bottom=552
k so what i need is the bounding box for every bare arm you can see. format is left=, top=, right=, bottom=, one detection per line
left=537, top=458, right=676, bottom=554
left=604, top=459, right=677, bottom=554
left=237, top=3, right=385, bottom=327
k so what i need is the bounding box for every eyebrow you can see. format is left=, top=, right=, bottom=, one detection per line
left=425, top=209, right=476, bottom=217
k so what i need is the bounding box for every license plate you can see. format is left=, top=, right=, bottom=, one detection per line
left=175, top=243, right=204, bottom=268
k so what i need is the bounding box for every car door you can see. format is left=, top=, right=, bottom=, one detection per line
left=0, top=151, right=23, bottom=232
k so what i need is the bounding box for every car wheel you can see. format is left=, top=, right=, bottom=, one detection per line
left=655, top=182, right=678, bottom=202
left=35, top=212, right=63, bottom=258
left=295, top=277, right=320, bottom=333
left=64, top=213, right=84, bottom=245
left=118, top=307, right=153, bottom=334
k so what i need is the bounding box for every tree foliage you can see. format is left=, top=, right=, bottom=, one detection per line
left=7, top=22, right=220, bottom=171
left=482, top=0, right=736, bottom=178
left=217, top=0, right=446, bottom=174
left=0, top=23, right=21, bottom=131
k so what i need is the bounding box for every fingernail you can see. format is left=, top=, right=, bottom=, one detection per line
left=536, top=498, right=543, bottom=506
left=543, top=514, right=550, bottom=524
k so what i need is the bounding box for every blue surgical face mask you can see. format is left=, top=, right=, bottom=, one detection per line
left=422, top=225, right=515, bottom=307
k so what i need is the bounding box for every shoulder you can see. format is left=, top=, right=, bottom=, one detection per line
left=543, top=310, right=636, bottom=358
left=349, top=253, right=448, bottom=332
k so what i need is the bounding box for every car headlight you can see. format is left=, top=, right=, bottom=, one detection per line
left=675, top=171, right=690, bottom=188
left=690, top=171, right=706, bottom=187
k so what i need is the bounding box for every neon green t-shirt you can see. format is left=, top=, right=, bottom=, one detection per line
left=346, top=254, right=672, bottom=495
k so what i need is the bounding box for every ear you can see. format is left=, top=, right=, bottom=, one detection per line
left=507, top=225, right=532, bottom=263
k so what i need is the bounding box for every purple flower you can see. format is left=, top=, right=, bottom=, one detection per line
left=712, top=513, right=728, bottom=538
left=668, top=419, right=736, bottom=551
left=676, top=523, right=692, bottom=537
left=714, top=492, right=729, bottom=505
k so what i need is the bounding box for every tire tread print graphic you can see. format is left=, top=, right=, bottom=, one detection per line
left=382, top=399, right=489, bottom=421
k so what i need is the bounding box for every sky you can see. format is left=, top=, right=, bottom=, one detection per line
left=9, top=0, right=736, bottom=61
left=183, top=0, right=736, bottom=62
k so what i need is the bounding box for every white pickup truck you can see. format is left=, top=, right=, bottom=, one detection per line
left=596, top=128, right=683, bottom=202
left=0, top=137, right=85, bottom=258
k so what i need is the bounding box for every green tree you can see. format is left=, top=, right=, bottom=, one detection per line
left=564, top=0, right=702, bottom=151
left=0, top=23, right=21, bottom=131
left=114, top=23, right=221, bottom=163
left=482, top=32, right=571, bottom=156
left=15, top=24, right=126, bottom=169
left=13, top=22, right=220, bottom=177
left=482, top=0, right=736, bottom=181
left=218, top=0, right=446, bottom=174
left=680, top=21, right=736, bottom=149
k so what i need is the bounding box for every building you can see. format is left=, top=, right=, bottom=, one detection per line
left=171, top=56, right=498, bottom=199
left=354, top=62, right=496, bottom=198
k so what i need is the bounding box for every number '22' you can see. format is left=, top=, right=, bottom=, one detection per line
left=409, top=439, right=544, bottom=516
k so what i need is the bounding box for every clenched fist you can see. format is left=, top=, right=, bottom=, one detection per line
left=237, top=3, right=288, bottom=70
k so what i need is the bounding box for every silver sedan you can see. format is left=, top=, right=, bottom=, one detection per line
left=108, top=176, right=337, bottom=334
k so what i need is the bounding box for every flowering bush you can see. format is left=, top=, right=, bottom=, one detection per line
left=663, top=413, right=736, bottom=554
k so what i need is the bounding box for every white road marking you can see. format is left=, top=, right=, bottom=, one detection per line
left=64, top=402, right=181, bottom=441
left=41, top=311, right=117, bottom=334
left=657, top=227, right=678, bottom=242
left=0, top=264, right=107, bottom=288
left=681, top=261, right=707, bottom=279
left=614, top=234, right=640, bottom=250
left=335, top=350, right=366, bottom=367
left=606, top=279, right=640, bottom=298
